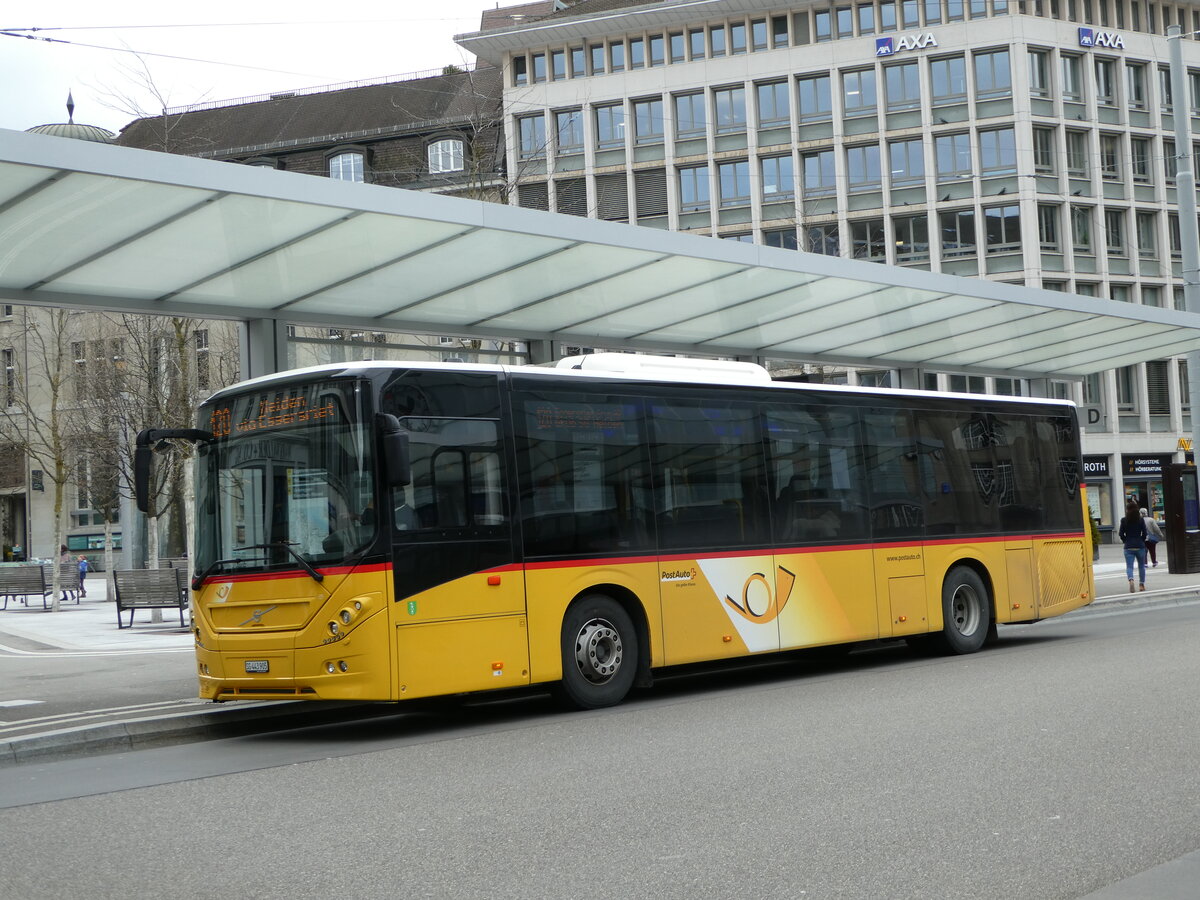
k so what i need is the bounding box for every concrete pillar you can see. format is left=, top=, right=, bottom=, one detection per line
left=240, top=318, right=289, bottom=379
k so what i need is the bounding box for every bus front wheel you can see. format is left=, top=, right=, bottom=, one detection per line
left=937, top=567, right=991, bottom=654
left=558, top=595, right=638, bottom=710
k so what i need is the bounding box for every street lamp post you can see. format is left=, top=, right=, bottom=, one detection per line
left=1167, top=24, right=1200, bottom=460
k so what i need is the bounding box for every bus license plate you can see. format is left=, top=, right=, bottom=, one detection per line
left=244, top=660, right=269, bottom=673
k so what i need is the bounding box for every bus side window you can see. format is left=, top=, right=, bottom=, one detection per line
left=765, top=404, right=868, bottom=543
left=862, top=409, right=925, bottom=538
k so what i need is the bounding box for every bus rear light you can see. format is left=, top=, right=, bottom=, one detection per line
left=326, top=662, right=336, bottom=674
left=338, top=661, right=348, bottom=672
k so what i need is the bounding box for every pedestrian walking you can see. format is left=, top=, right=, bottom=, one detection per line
left=58, top=544, right=73, bottom=603
left=77, top=555, right=89, bottom=597
left=1118, top=501, right=1148, bottom=592
left=1141, top=507, right=1164, bottom=567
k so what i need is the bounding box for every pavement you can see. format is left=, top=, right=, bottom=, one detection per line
left=2, top=545, right=1199, bottom=769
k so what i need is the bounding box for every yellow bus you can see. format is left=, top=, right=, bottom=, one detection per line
left=135, top=354, right=1093, bottom=709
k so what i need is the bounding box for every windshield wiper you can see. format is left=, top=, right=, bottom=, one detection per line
left=233, top=542, right=325, bottom=584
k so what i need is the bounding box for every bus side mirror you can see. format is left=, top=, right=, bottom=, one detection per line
left=134, top=442, right=153, bottom=514
left=378, top=415, right=411, bottom=487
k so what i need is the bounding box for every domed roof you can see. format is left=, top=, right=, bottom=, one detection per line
left=25, top=92, right=115, bottom=144
left=26, top=121, right=115, bottom=143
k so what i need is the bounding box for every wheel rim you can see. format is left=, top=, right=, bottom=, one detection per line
left=949, top=583, right=983, bottom=636
left=573, top=616, right=623, bottom=685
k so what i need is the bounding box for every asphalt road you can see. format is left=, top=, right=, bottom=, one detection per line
left=1, top=601, right=1198, bottom=900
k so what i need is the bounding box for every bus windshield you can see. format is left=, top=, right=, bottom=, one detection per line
left=194, top=379, right=375, bottom=579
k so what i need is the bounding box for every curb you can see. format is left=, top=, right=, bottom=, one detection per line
left=0, top=699, right=386, bottom=768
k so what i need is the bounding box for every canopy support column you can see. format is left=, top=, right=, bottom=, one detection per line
left=240, top=317, right=289, bottom=379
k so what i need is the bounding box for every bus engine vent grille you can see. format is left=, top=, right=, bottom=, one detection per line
left=1038, top=540, right=1086, bottom=610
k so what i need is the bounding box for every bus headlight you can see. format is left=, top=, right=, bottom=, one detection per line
left=328, top=621, right=339, bottom=635
left=326, top=662, right=336, bottom=674
left=340, top=609, right=352, bottom=625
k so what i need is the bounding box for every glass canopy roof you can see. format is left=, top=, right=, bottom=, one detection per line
left=2, top=126, right=1198, bottom=378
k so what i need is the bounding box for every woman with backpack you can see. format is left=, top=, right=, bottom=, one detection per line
left=1118, top=501, right=1148, bottom=593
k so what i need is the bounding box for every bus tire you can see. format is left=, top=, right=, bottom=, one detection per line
left=558, top=595, right=638, bottom=710
left=938, top=567, right=991, bottom=654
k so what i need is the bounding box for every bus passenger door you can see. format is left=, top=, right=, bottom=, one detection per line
left=863, top=409, right=929, bottom=638
left=389, top=417, right=529, bottom=698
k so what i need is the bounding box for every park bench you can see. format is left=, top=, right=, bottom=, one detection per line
left=43, top=563, right=81, bottom=605
left=113, top=568, right=189, bottom=629
left=0, top=565, right=48, bottom=610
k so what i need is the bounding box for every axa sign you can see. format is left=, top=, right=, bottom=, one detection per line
left=1078, top=27, right=1125, bottom=48
left=876, top=33, right=938, bottom=57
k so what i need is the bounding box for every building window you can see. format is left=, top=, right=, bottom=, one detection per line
left=1095, top=58, right=1117, bottom=106
left=1131, top=137, right=1151, bottom=182
left=328, top=151, right=364, bottom=182
left=1038, top=204, right=1061, bottom=250
left=757, top=81, right=790, bottom=127
left=590, top=44, right=605, bottom=74
left=1160, top=66, right=1173, bottom=111
left=978, top=127, right=1017, bottom=175
left=940, top=209, right=977, bottom=257
left=1170, top=213, right=1182, bottom=257
left=609, top=41, right=625, bottom=72
left=730, top=21, right=747, bottom=54
left=679, top=165, right=710, bottom=211
left=1075, top=207, right=1094, bottom=254
left=1110, top=283, right=1131, bottom=303
left=648, top=34, right=665, bottom=66
left=761, top=155, right=795, bottom=201
left=851, top=218, right=887, bottom=261
left=846, top=144, right=882, bottom=190
left=797, top=74, right=833, bottom=121
left=1116, top=365, right=1137, bottom=412
left=984, top=204, right=1021, bottom=254
left=594, top=104, right=625, bottom=149
left=1029, top=48, right=1051, bottom=97
left=889, top=138, right=925, bottom=185
left=1099, top=133, right=1121, bottom=179
left=893, top=214, right=930, bottom=262
left=513, top=55, right=528, bottom=86
left=633, top=98, right=664, bottom=145
left=1104, top=208, right=1126, bottom=255
left=428, top=139, right=464, bottom=174
left=1136, top=210, right=1158, bottom=255
left=764, top=227, right=798, bottom=249
left=925, top=0, right=943, bottom=24
left=815, top=8, right=833, bottom=40
left=1061, top=54, right=1084, bottom=102
left=551, top=49, right=566, bottom=80
left=675, top=93, right=706, bottom=137
left=689, top=28, right=705, bottom=59
left=751, top=19, right=769, bottom=51
left=806, top=223, right=840, bottom=255
left=859, top=3, right=877, bottom=34
left=973, top=49, right=1012, bottom=98
left=880, top=0, right=898, bottom=31
left=629, top=37, right=645, bottom=69
left=4, top=348, right=15, bottom=408
left=802, top=149, right=837, bottom=196
left=842, top=69, right=877, bottom=117
left=1142, top=285, right=1163, bottom=308
left=1164, top=139, right=1177, bottom=184
left=772, top=14, right=790, bottom=46
left=935, top=132, right=973, bottom=181
left=718, top=160, right=752, bottom=208
left=1065, top=130, right=1089, bottom=177
left=518, top=115, right=547, bottom=158
left=836, top=6, right=855, bottom=37
left=670, top=32, right=685, bottom=63
left=930, top=55, right=968, bottom=104
left=885, top=62, right=921, bottom=110
left=1033, top=126, right=1056, bottom=173
left=902, top=0, right=920, bottom=27
left=571, top=46, right=586, bottom=77
left=1127, top=62, right=1147, bottom=109
left=714, top=86, right=747, bottom=133
left=555, top=110, right=584, bottom=156
left=710, top=24, right=727, bottom=56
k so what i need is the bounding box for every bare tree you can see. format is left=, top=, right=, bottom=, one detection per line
left=94, top=51, right=213, bottom=154
left=0, top=308, right=76, bottom=610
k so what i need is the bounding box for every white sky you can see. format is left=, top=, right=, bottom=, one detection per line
left=0, top=1, right=498, bottom=135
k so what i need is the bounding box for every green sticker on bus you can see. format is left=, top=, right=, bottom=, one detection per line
left=407, top=601, right=417, bottom=616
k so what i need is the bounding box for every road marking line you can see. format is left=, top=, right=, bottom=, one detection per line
left=0, top=699, right=44, bottom=708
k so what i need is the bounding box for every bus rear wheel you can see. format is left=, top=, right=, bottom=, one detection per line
left=558, top=595, right=638, bottom=710
left=937, top=567, right=991, bottom=654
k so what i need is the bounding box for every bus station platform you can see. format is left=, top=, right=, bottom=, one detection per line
left=2, top=543, right=1199, bottom=767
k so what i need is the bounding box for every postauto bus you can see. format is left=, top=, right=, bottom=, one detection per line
left=134, top=354, right=1093, bottom=709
